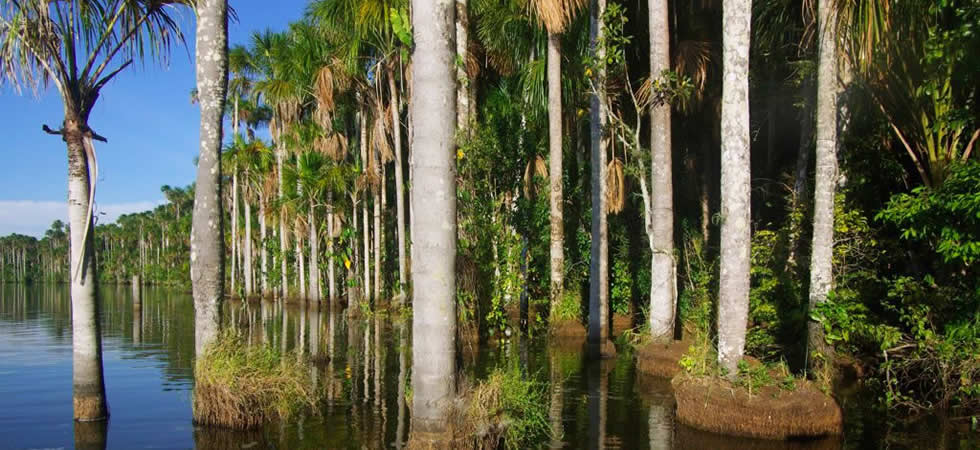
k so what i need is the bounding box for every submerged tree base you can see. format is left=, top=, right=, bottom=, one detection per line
left=73, top=393, right=108, bottom=422
left=192, top=331, right=320, bottom=429
left=672, top=374, right=843, bottom=439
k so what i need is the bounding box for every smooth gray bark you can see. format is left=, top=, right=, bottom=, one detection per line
left=309, top=208, right=321, bottom=302
left=588, top=0, right=612, bottom=357
left=278, top=145, right=288, bottom=299
left=389, top=72, right=407, bottom=297
left=808, top=0, right=838, bottom=364
left=360, top=110, right=371, bottom=302
left=259, top=200, right=269, bottom=296
left=717, top=0, right=751, bottom=376
left=231, top=172, right=238, bottom=294
left=243, top=186, right=253, bottom=296
left=648, top=0, right=676, bottom=339
left=191, top=0, right=227, bottom=356
left=66, top=119, right=108, bottom=421
left=410, top=0, right=458, bottom=434
left=547, top=33, right=565, bottom=314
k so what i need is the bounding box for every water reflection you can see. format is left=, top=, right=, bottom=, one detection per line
left=73, top=419, right=107, bottom=450
left=0, top=285, right=969, bottom=449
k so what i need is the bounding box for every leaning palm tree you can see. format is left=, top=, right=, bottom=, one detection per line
left=1, top=0, right=185, bottom=421
left=717, top=0, right=752, bottom=376
left=409, top=0, right=458, bottom=440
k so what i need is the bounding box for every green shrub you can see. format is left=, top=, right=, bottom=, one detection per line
left=193, top=330, right=321, bottom=429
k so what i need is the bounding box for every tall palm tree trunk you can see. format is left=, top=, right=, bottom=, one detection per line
left=231, top=172, right=238, bottom=294
left=547, top=33, right=565, bottom=315
left=244, top=187, right=254, bottom=296
left=298, top=234, right=307, bottom=299
left=360, top=111, right=372, bottom=303
left=327, top=192, right=336, bottom=303
left=588, top=0, right=612, bottom=357
left=456, top=0, right=470, bottom=135
left=410, top=0, right=458, bottom=436
left=648, top=0, right=676, bottom=339
left=278, top=147, right=288, bottom=300
left=373, top=183, right=381, bottom=303
left=65, top=119, right=108, bottom=421
left=260, top=199, right=269, bottom=296
left=717, top=0, right=752, bottom=376
left=191, top=0, right=228, bottom=355
left=808, top=0, right=838, bottom=366
left=389, top=71, right=407, bottom=298
left=309, top=208, right=320, bottom=303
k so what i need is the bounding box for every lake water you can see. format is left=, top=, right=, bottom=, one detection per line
left=0, top=284, right=973, bottom=449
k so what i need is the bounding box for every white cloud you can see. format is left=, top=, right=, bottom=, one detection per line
left=0, top=200, right=161, bottom=238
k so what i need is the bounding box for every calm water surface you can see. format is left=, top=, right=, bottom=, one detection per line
left=0, top=284, right=974, bottom=449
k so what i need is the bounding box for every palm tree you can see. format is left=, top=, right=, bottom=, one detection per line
left=1, top=0, right=185, bottom=421
left=717, top=0, right=752, bottom=376
left=807, top=0, right=837, bottom=367
left=191, top=0, right=228, bottom=353
left=647, top=0, right=676, bottom=340
left=409, top=0, right=458, bottom=438
left=533, top=0, right=587, bottom=313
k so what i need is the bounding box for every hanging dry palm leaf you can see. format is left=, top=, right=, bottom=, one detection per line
left=534, top=0, right=588, bottom=33
left=314, top=65, right=335, bottom=112
left=314, top=103, right=332, bottom=130
left=605, top=157, right=625, bottom=214
left=372, top=102, right=394, bottom=164
left=466, top=39, right=483, bottom=80
left=327, top=133, right=348, bottom=161
left=328, top=211, right=344, bottom=238
left=522, top=155, right=549, bottom=198
left=674, top=40, right=713, bottom=106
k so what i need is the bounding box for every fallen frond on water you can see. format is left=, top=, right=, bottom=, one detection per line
left=193, top=330, right=321, bottom=429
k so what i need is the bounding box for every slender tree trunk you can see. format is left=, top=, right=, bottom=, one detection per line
left=360, top=111, right=371, bottom=303
left=648, top=0, right=676, bottom=339
left=244, top=188, right=253, bottom=296
left=547, top=33, right=565, bottom=315
left=327, top=192, right=336, bottom=303
left=389, top=70, right=407, bottom=298
left=717, top=0, right=752, bottom=376
left=373, top=184, right=381, bottom=303
left=278, top=145, right=288, bottom=300
left=260, top=199, right=269, bottom=297
left=65, top=118, right=108, bottom=421
left=298, top=236, right=307, bottom=300
left=456, top=0, right=470, bottom=136
left=410, top=0, right=458, bottom=436
left=231, top=170, right=239, bottom=294
left=588, top=0, right=613, bottom=358
left=309, top=208, right=320, bottom=303
left=808, top=0, right=838, bottom=367
left=351, top=193, right=360, bottom=307
left=192, top=0, right=227, bottom=355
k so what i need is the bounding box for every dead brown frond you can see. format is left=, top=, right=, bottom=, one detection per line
left=533, top=0, right=588, bottom=33
left=372, top=102, right=394, bottom=164
left=466, top=39, right=483, bottom=80
left=522, top=156, right=549, bottom=198
left=674, top=40, right=713, bottom=106
left=314, top=65, right=335, bottom=112
left=606, top=158, right=625, bottom=214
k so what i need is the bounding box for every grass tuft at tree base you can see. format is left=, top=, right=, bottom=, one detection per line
left=192, top=330, right=321, bottom=429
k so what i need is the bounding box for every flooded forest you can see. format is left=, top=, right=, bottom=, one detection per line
left=0, top=0, right=977, bottom=448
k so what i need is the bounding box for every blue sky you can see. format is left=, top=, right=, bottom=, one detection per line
left=0, top=1, right=307, bottom=237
